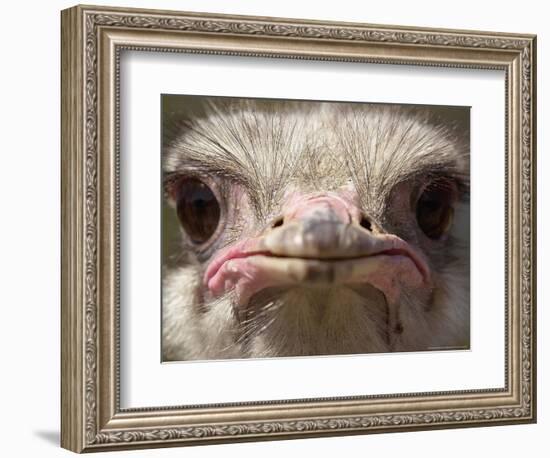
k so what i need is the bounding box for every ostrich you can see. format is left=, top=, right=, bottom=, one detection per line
left=162, top=99, right=470, bottom=361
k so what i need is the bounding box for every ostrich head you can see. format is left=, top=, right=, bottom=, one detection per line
left=162, top=99, right=470, bottom=361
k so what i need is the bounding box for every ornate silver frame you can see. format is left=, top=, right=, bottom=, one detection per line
left=61, top=4, right=537, bottom=453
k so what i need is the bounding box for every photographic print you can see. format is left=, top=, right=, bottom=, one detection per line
left=62, top=5, right=535, bottom=452
left=161, top=96, right=471, bottom=361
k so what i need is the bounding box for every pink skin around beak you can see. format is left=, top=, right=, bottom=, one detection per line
left=204, top=191, right=431, bottom=308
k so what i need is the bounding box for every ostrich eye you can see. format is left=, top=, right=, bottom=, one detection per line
left=175, top=178, right=220, bottom=244
left=416, top=180, right=456, bottom=240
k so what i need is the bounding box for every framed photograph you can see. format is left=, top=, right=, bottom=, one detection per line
left=61, top=4, right=536, bottom=453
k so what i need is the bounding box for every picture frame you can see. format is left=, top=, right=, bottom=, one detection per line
left=60, top=4, right=537, bottom=453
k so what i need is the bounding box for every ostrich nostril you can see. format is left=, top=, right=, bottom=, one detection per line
left=271, top=216, right=284, bottom=229
left=359, top=216, right=373, bottom=231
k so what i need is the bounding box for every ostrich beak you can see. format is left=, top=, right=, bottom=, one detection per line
left=205, top=195, right=431, bottom=306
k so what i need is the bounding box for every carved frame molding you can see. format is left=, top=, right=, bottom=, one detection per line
left=61, top=4, right=536, bottom=452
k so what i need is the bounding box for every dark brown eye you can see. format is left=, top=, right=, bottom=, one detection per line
left=416, top=180, right=457, bottom=240
left=175, top=178, right=220, bottom=244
